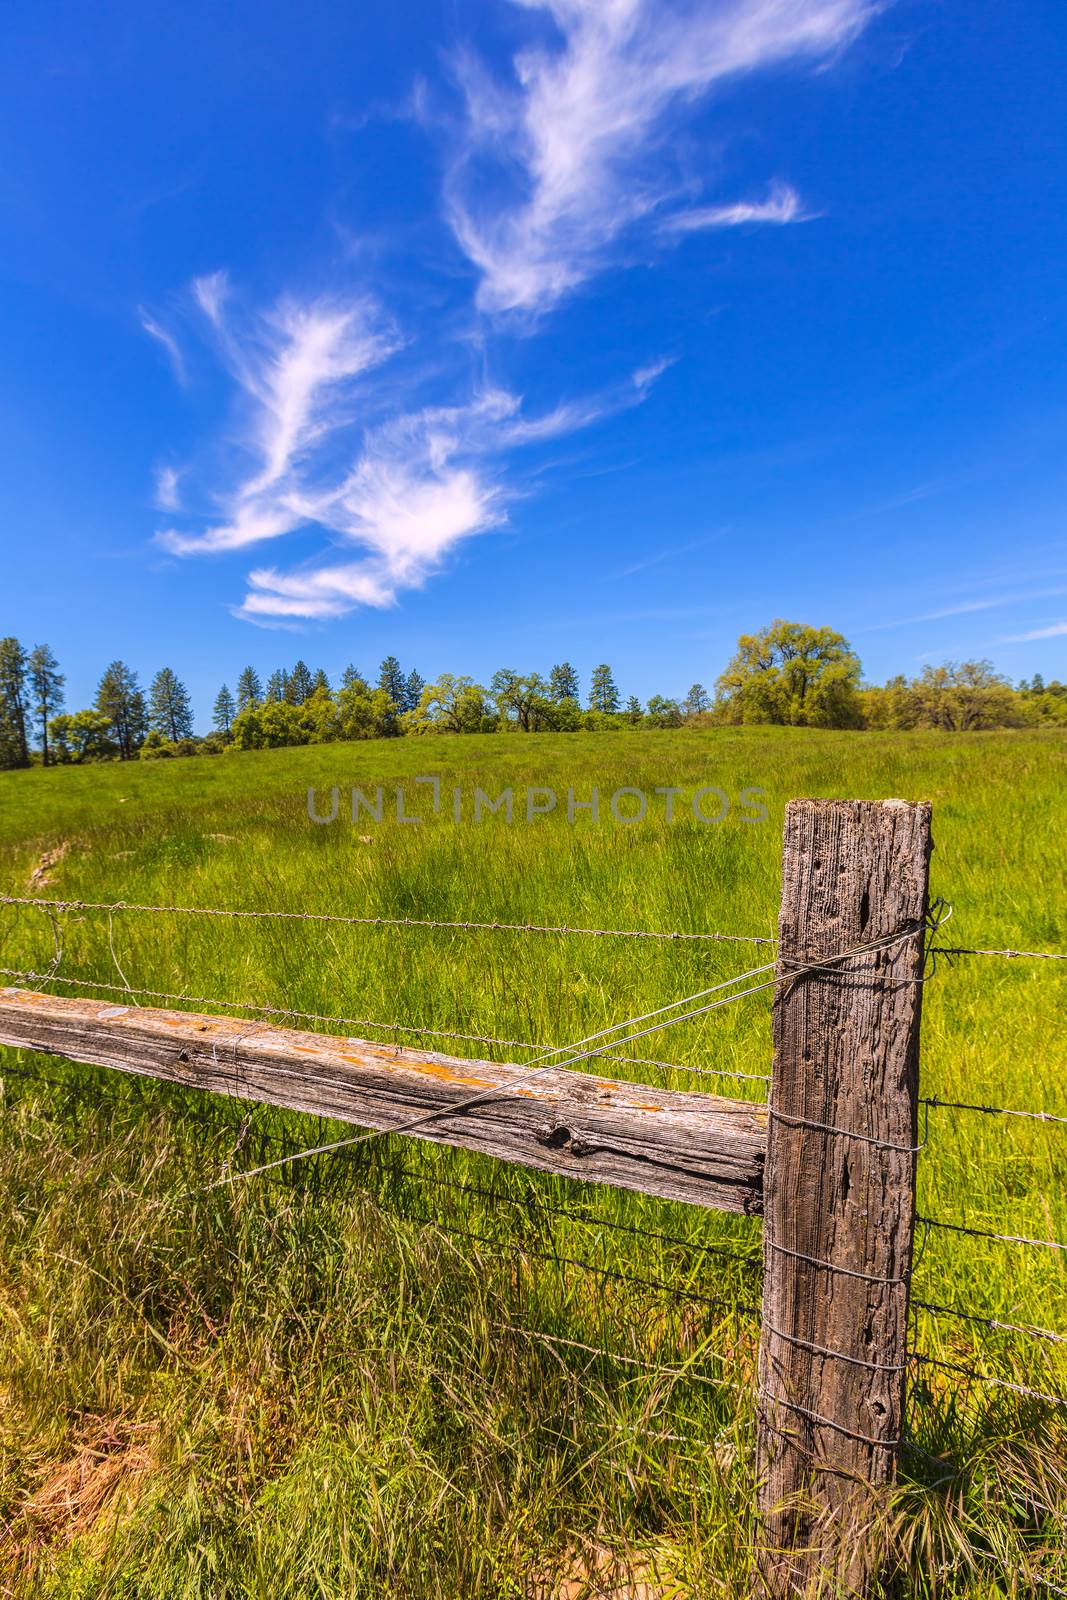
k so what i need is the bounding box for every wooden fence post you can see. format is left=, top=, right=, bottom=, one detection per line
left=756, top=798, right=932, bottom=1597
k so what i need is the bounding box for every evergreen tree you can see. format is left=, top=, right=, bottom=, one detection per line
left=213, top=684, right=236, bottom=735
left=148, top=667, right=194, bottom=742
left=287, top=660, right=314, bottom=704
left=588, top=663, right=620, bottom=714
left=265, top=668, right=289, bottom=703
left=378, top=655, right=405, bottom=704
left=0, top=637, right=30, bottom=768
left=235, top=665, right=262, bottom=711
left=26, top=643, right=64, bottom=767
left=96, top=661, right=147, bottom=759
left=685, top=683, right=710, bottom=715
left=341, top=664, right=369, bottom=692
left=549, top=662, right=581, bottom=702
left=403, top=668, right=425, bottom=713
left=624, top=694, right=643, bottom=725
left=310, top=667, right=330, bottom=697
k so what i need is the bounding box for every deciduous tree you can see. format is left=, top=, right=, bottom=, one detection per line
left=715, top=621, right=862, bottom=729
left=490, top=669, right=553, bottom=731
left=405, top=674, right=490, bottom=734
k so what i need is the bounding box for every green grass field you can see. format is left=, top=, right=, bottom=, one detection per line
left=0, top=727, right=1064, bottom=1597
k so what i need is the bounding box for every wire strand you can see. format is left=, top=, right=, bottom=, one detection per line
left=195, top=923, right=923, bottom=1195
left=911, top=1299, right=1067, bottom=1348
left=0, top=893, right=776, bottom=946
left=910, top=1352, right=1067, bottom=1411
left=917, top=1214, right=1066, bottom=1253
left=921, top=1094, right=1067, bottom=1128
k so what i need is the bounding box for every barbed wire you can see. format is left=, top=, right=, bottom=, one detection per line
left=929, top=944, right=1067, bottom=963
left=911, top=1298, right=1067, bottom=1348
left=910, top=1351, right=1067, bottom=1412
left=917, top=1214, right=1066, bottom=1254
left=0, top=893, right=777, bottom=946
left=921, top=1094, right=1067, bottom=1128
left=5, top=891, right=1064, bottom=960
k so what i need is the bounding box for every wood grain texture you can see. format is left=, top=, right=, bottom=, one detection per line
left=0, top=987, right=767, bottom=1212
left=756, top=799, right=931, bottom=1597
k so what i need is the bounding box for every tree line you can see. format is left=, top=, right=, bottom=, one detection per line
left=0, top=622, right=1063, bottom=769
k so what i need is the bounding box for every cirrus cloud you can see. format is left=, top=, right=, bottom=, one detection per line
left=445, top=0, right=876, bottom=314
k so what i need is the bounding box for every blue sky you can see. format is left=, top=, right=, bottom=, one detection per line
left=3, top=0, right=1066, bottom=724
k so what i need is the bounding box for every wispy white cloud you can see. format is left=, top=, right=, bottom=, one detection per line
left=445, top=0, right=875, bottom=313
left=998, top=620, right=1067, bottom=644
left=140, top=311, right=186, bottom=384
left=158, top=288, right=401, bottom=558
left=661, top=181, right=807, bottom=233
left=615, top=529, right=725, bottom=578
left=192, top=270, right=230, bottom=328
left=159, top=281, right=668, bottom=622
left=154, top=465, right=182, bottom=511
left=631, top=355, right=677, bottom=389
left=235, top=367, right=671, bottom=621
left=865, top=586, right=1067, bottom=632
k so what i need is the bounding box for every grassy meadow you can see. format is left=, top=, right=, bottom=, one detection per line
left=0, top=726, right=1064, bottom=1597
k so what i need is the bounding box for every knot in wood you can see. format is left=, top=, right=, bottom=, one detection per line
left=535, top=1119, right=588, bottom=1156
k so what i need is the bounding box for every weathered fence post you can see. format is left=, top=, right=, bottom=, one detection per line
left=756, top=799, right=932, bottom=1597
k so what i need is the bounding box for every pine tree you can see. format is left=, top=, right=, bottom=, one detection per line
left=26, top=643, right=64, bottom=767
left=0, top=637, right=30, bottom=769
left=588, top=663, right=620, bottom=714
left=310, top=667, right=330, bottom=697
left=265, top=669, right=289, bottom=703
left=685, top=683, right=710, bottom=715
left=341, top=664, right=369, bottom=692
left=403, top=669, right=425, bottom=713
left=96, top=661, right=147, bottom=759
left=378, top=655, right=405, bottom=704
left=624, top=694, right=643, bottom=724
left=235, top=666, right=262, bottom=711
left=549, top=662, right=581, bottom=702
left=213, top=684, right=236, bottom=735
left=148, top=667, right=194, bottom=742
left=287, top=660, right=314, bottom=704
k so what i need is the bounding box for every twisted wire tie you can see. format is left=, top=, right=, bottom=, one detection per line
left=759, top=1394, right=901, bottom=1449
left=762, top=1320, right=908, bottom=1373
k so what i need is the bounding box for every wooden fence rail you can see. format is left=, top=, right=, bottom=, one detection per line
left=0, top=797, right=933, bottom=1598
left=0, top=987, right=767, bottom=1211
